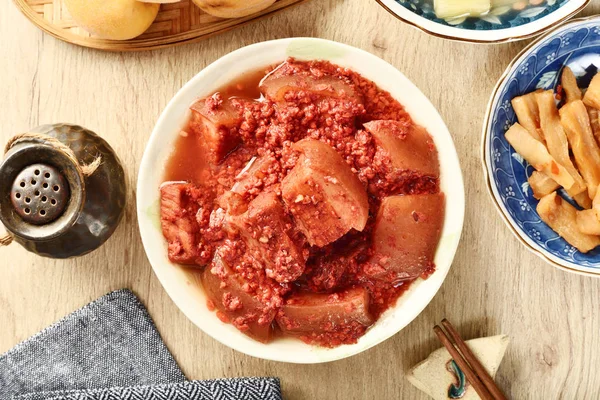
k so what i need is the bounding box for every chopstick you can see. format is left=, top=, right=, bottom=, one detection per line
left=441, top=319, right=507, bottom=400
left=433, top=325, right=493, bottom=399
left=433, top=320, right=507, bottom=400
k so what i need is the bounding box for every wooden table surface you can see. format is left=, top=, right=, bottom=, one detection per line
left=2, top=1, right=600, bottom=399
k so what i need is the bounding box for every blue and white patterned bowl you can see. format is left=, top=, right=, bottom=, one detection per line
left=483, top=16, right=600, bottom=276
left=376, top=0, right=589, bottom=43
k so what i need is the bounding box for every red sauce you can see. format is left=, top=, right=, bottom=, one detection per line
left=164, top=68, right=267, bottom=183
left=160, top=58, right=443, bottom=347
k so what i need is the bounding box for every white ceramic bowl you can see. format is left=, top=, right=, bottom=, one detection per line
left=376, top=0, right=589, bottom=43
left=137, top=38, right=465, bottom=363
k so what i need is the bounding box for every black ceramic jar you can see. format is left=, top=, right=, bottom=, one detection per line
left=0, top=124, right=126, bottom=258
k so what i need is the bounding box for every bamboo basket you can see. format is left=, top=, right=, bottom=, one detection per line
left=13, top=0, right=306, bottom=51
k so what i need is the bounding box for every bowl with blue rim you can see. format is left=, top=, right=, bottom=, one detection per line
left=483, top=16, right=600, bottom=276
left=376, top=0, right=589, bottom=43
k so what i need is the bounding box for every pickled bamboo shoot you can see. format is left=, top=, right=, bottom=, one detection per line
left=561, top=67, right=582, bottom=103
left=587, top=106, right=600, bottom=147
left=528, top=171, right=559, bottom=199
left=512, top=92, right=543, bottom=142
left=576, top=209, right=600, bottom=235
left=559, top=100, right=600, bottom=199
left=573, top=192, right=592, bottom=210
left=505, top=123, right=575, bottom=190
left=537, top=192, right=600, bottom=253
left=535, top=90, right=586, bottom=195
left=583, top=74, right=600, bottom=109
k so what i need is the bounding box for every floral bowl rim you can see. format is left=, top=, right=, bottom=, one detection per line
left=375, top=0, right=590, bottom=43
left=137, top=38, right=465, bottom=363
left=482, top=15, right=600, bottom=277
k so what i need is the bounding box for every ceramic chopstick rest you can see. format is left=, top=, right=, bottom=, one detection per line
left=0, top=124, right=126, bottom=258
left=407, top=335, right=509, bottom=400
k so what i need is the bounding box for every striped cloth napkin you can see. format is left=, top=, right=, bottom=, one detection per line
left=14, top=379, right=282, bottom=400
left=0, top=289, right=282, bottom=400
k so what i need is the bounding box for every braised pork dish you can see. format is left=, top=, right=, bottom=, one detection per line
left=160, top=59, right=445, bottom=347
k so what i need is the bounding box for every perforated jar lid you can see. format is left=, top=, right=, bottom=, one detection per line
left=0, top=124, right=126, bottom=258
left=0, top=141, right=84, bottom=243
left=10, top=164, right=70, bottom=225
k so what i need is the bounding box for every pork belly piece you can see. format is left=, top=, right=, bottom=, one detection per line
left=282, top=139, right=369, bottom=247
left=369, top=193, right=445, bottom=282
left=228, top=191, right=307, bottom=283
left=231, top=155, right=280, bottom=197
left=202, top=252, right=276, bottom=343
left=160, top=182, right=203, bottom=265
left=364, top=120, right=440, bottom=178
left=275, top=287, right=374, bottom=337
left=218, top=190, right=248, bottom=217
left=189, top=94, right=242, bottom=164
left=260, top=74, right=362, bottom=104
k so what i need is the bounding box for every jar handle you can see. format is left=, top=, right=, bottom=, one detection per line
left=6, top=132, right=102, bottom=177
left=0, top=231, right=13, bottom=246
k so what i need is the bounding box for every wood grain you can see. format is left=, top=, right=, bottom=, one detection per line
left=2, top=1, right=600, bottom=398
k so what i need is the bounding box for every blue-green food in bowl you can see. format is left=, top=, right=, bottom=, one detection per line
left=395, top=0, right=569, bottom=30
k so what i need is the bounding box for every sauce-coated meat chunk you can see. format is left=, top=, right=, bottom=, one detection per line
left=202, top=252, right=277, bottom=343
left=369, top=193, right=445, bottom=282
left=160, top=182, right=202, bottom=265
left=231, top=155, right=280, bottom=198
left=276, top=287, right=374, bottom=347
left=228, top=191, right=307, bottom=283
left=189, top=94, right=242, bottom=164
left=282, top=139, right=369, bottom=247
left=364, top=120, right=439, bottom=177
left=260, top=74, right=362, bottom=104
left=364, top=121, right=439, bottom=195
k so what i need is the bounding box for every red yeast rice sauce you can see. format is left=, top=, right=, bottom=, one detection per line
left=159, top=58, right=444, bottom=348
